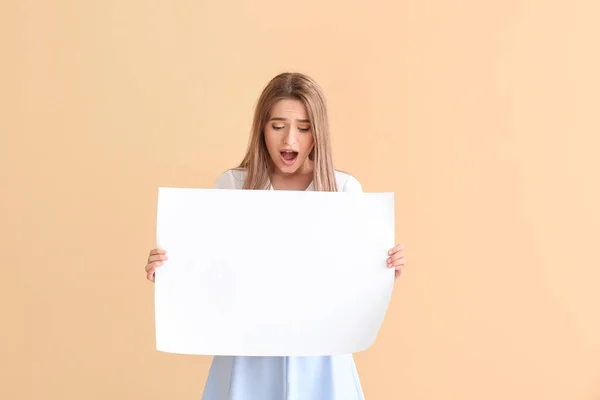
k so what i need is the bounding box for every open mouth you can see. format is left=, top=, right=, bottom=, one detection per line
left=280, top=150, right=299, bottom=166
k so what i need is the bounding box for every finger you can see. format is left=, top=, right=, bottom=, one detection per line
left=387, top=258, right=405, bottom=269
left=146, top=263, right=161, bottom=281
left=391, top=254, right=405, bottom=265
left=149, top=261, right=164, bottom=271
left=150, top=248, right=167, bottom=256
left=386, top=255, right=405, bottom=266
left=387, top=244, right=404, bottom=255
left=145, top=261, right=163, bottom=272
left=388, top=263, right=405, bottom=271
left=392, top=259, right=405, bottom=267
left=392, top=260, right=405, bottom=269
left=389, top=252, right=404, bottom=263
left=395, top=268, right=403, bottom=279
left=148, top=254, right=168, bottom=263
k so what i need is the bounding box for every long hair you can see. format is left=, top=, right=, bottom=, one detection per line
left=237, top=72, right=337, bottom=192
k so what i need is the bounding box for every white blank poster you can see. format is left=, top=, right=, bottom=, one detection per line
left=154, top=187, right=395, bottom=356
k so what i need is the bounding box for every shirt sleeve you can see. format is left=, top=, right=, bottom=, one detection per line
left=341, top=175, right=363, bottom=193
left=213, top=170, right=234, bottom=189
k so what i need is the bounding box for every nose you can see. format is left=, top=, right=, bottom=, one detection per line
left=283, top=127, right=297, bottom=145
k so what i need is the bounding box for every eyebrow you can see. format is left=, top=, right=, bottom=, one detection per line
left=269, top=117, right=311, bottom=123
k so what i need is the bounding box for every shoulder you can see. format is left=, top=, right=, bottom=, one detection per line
left=334, top=170, right=363, bottom=193
left=213, top=168, right=247, bottom=189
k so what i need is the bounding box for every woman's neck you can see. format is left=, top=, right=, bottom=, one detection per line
left=270, top=161, right=314, bottom=191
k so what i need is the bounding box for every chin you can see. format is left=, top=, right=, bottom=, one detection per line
left=274, top=156, right=311, bottom=175
left=275, top=163, right=302, bottom=175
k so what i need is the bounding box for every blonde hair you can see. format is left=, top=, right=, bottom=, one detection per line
left=237, top=72, right=337, bottom=192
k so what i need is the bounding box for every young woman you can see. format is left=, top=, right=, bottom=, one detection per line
left=145, top=72, right=406, bottom=400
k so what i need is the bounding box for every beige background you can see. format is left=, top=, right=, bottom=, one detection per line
left=2, top=0, right=599, bottom=399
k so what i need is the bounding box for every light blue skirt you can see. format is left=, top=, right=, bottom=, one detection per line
left=201, top=355, right=365, bottom=400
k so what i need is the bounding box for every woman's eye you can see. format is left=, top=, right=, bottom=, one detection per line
left=272, top=125, right=285, bottom=130
left=299, top=127, right=310, bottom=133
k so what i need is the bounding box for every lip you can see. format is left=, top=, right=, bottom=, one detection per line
left=279, top=150, right=299, bottom=166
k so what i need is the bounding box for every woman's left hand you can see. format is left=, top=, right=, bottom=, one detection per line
left=387, top=244, right=405, bottom=279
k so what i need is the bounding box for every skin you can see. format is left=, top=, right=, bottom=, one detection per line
left=145, top=98, right=406, bottom=281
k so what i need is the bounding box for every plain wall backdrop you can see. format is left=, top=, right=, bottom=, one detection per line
left=2, top=0, right=599, bottom=399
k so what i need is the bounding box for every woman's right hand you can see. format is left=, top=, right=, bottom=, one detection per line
left=145, top=248, right=168, bottom=283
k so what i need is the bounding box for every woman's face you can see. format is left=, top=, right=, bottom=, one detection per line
left=264, top=98, right=314, bottom=175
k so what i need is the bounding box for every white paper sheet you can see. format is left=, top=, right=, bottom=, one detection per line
left=154, top=187, right=395, bottom=356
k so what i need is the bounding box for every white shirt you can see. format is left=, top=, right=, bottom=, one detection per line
left=212, top=167, right=363, bottom=192
left=201, top=168, right=366, bottom=400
